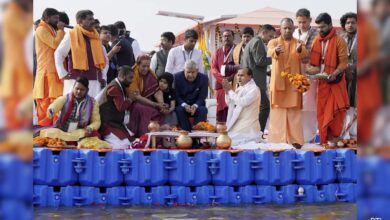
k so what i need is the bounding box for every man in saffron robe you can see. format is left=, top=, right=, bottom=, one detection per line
left=128, top=55, right=166, bottom=137
left=267, top=18, right=309, bottom=148
left=33, top=8, right=65, bottom=126
left=0, top=0, right=33, bottom=129
left=54, top=10, right=108, bottom=98
left=211, top=29, right=238, bottom=122
left=308, top=13, right=349, bottom=144
left=37, top=77, right=101, bottom=141
left=356, top=12, right=382, bottom=144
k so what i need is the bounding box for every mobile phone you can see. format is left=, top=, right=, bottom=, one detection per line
left=114, top=39, right=122, bottom=47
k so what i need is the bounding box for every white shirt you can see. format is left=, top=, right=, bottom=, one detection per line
left=293, top=29, right=309, bottom=43
left=165, top=45, right=204, bottom=74
left=150, top=52, right=158, bottom=72
left=54, top=32, right=109, bottom=81
left=131, top=39, right=141, bottom=60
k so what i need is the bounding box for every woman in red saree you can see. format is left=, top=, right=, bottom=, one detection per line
left=128, top=55, right=165, bottom=137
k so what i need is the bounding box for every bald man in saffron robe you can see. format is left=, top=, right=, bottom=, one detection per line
left=267, top=18, right=308, bottom=148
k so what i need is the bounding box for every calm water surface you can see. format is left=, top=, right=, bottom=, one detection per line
left=34, top=203, right=356, bottom=220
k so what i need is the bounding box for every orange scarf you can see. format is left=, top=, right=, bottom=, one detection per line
left=38, top=20, right=56, bottom=37
left=128, top=65, right=158, bottom=96
left=69, top=24, right=106, bottom=71
left=310, top=28, right=338, bottom=74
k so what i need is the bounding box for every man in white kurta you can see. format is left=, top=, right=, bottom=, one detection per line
left=293, top=8, right=319, bottom=143
left=223, top=68, right=261, bottom=146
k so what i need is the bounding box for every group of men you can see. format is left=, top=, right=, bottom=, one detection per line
left=32, top=8, right=210, bottom=148
left=211, top=9, right=356, bottom=148
left=32, top=7, right=357, bottom=149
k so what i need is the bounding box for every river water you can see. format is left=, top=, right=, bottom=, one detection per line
left=34, top=203, right=356, bottom=220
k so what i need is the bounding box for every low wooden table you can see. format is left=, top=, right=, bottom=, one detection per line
left=146, top=131, right=220, bottom=148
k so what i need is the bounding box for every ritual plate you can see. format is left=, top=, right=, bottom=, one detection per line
left=312, top=73, right=330, bottom=79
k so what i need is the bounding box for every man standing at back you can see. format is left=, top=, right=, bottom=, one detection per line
left=211, top=29, right=238, bottom=122
left=165, top=29, right=204, bottom=74
left=241, top=24, right=276, bottom=136
left=55, top=10, right=108, bottom=97
left=150, top=31, right=175, bottom=77
left=293, top=8, right=319, bottom=143
left=308, top=13, right=349, bottom=144
left=233, top=27, right=254, bottom=66
left=33, top=8, right=65, bottom=126
left=113, top=21, right=141, bottom=66
left=340, top=12, right=357, bottom=139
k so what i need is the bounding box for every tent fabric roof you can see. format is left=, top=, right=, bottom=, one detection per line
left=216, top=7, right=341, bottom=27
left=165, top=7, right=342, bottom=49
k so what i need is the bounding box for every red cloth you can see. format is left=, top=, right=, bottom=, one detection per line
left=357, top=14, right=382, bottom=143
left=36, top=98, right=57, bottom=126
left=130, top=134, right=148, bottom=149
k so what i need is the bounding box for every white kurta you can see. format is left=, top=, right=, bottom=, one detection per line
left=293, top=29, right=318, bottom=143
left=225, top=79, right=261, bottom=146
left=54, top=32, right=109, bottom=97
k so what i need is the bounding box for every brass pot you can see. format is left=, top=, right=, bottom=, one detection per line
left=216, top=122, right=227, bottom=133
left=148, top=120, right=160, bottom=132
left=176, top=131, right=193, bottom=149
left=216, top=131, right=232, bottom=149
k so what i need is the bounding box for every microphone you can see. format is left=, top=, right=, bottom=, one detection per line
left=64, top=25, right=74, bottom=29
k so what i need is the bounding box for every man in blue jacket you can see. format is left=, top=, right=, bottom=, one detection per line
left=175, top=60, right=209, bottom=131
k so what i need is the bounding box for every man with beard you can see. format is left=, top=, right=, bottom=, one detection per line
left=308, top=13, right=349, bottom=144
left=211, top=29, right=238, bottom=122
left=55, top=10, right=108, bottom=97
left=38, top=77, right=101, bottom=142
left=99, top=66, right=135, bottom=149
left=267, top=18, right=309, bottom=148
left=33, top=8, right=65, bottom=126
left=340, top=12, right=357, bottom=139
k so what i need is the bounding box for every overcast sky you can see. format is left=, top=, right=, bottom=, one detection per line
left=34, top=0, right=357, bottom=51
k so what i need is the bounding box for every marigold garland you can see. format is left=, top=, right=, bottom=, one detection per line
left=281, top=71, right=310, bottom=93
